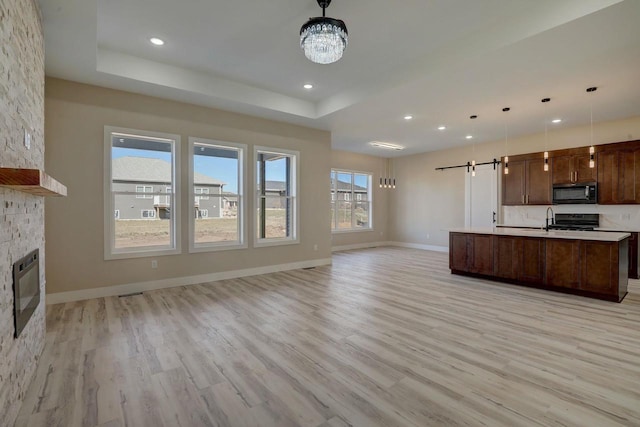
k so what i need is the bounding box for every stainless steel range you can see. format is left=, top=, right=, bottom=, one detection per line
left=547, top=213, right=600, bottom=231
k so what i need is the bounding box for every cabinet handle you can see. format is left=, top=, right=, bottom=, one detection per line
left=575, top=171, right=578, bottom=182
left=522, top=195, right=525, bottom=204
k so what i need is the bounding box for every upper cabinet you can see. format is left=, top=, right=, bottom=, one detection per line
left=598, top=142, right=640, bottom=204
left=501, top=155, right=551, bottom=205
left=551, top=153, right=596, bottom=184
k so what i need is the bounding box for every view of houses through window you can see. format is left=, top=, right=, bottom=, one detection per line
left=107, top=129, right=302, bottom=256
left=256, top=148, right=298, bottom=242
left=108, top=130, right=178, bottom=254
left=331, top=170, right=372, bottom=230
left=191, top=140, right=244, bottom=249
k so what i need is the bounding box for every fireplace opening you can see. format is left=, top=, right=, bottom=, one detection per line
left=13, top=248, right=40, bottom=338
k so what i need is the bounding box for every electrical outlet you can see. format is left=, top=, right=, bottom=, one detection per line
left=151, top=260, right=158, bottom=269
left=313, top=244, right=318, bottom=251
left=426, top=233, right=430, bottom=239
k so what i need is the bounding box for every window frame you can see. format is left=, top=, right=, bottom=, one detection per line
left=104, top=126, right=181, bottom=260
left=254, top=146, right=300, bottom=247
left=195, top=187, right=210, bottom=200
left=141, top=209, right=156, bottom=219
left=188, top=137, right=247, bottom=253
left=135, top=185, right=153, bottom=199
left=331, top=169, right=373, bottom=233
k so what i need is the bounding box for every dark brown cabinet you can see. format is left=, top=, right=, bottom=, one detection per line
left=552, top=153, right=596, bottom=184
left=501, top=156, right=551, bottom=205
left=545, top=239, right=581, bottom=289
left=450, top=232, right=629, bottom=302
left=450, top=233, right=493, bottom=275
left=493, top=236, right=544, bottom=282
left=597, top=147, right=640, bottom=204
left=580, top=240, right=622, bottom=294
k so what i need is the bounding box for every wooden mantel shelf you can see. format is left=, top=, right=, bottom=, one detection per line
left=0, top=168, right=67, bottom=196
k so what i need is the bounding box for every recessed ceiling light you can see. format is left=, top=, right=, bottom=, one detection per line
left=552, top=118, right=562, bottom=123
left=465, top=135, right=473, bottom=139
left=438, top=126, right=446, bottom=130
left=150, top=37, right=165, bottom=46
left=303, top=84, right=313, bottom=89
left=370, top=141, right=405, bottom=151
left=404, top=115, right=413, bottom=120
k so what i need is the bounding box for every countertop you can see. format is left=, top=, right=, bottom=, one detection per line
left=497, top=223, right=640, bottom=233
left=449, top=227, right=630, bottom=242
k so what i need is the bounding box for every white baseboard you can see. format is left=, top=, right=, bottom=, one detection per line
left=45, top=257, right=332, bottom=305
left=388, top=241, right=449, bottom=253
left=331, top=241, right=391, bottom=252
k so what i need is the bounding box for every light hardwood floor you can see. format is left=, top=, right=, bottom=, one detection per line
left=16, top=247, right=640, bottom=427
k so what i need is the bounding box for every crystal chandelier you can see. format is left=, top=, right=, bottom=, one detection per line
left=300, top=0, right=348, bottom=64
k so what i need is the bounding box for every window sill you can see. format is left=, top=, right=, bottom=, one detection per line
left=332, top=228, right=374, bottom=234
left=189, top=242, right=248, bottom=253
left=105, top=247, right=181, bottom=261
left=253, top=238, right=300, bottom=248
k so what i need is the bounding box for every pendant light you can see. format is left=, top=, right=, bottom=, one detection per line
left=587, top=86, right=597, bottom=168
left=542, top=98, right=550, bottom=171
left=502, top=107, right=510, bottom=175
left=378, top=158, right=396, bottom=190
left=470, top=115, right=477, bottom=176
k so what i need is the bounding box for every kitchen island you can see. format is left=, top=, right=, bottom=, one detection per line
left=449, top=227, right=630, bottom=302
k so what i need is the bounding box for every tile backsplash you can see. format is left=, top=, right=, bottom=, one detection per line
left=502, top=204, right=640, bottom=231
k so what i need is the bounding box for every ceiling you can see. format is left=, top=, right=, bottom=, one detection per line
left=40, top=0, right=640, bottom=157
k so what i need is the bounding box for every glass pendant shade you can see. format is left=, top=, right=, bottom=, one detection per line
left=300, top=16, right=348, bottom=64
left=544, top=151, right=549, bottom=171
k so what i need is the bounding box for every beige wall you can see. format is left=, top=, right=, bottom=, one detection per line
left=390, top=116, right=640, bottom=248
left=331, top=150, right=390, bottom=249
left=0, top=0, right=46, bottom=425
left=45, top=78, right=332, bottom=296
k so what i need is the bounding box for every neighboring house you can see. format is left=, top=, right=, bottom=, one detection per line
left=331, top=178, right=368, bottom=202
left=112, top=156, right=225, bottom=220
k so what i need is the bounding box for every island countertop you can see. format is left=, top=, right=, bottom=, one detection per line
left=449, top=227, right=630, bottom=242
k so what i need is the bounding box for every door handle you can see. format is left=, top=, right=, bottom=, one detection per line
left=493, top=211, right=496, bottom=223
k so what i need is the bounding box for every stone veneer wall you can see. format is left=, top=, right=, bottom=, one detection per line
left=0, top=0, right=46, bottom=425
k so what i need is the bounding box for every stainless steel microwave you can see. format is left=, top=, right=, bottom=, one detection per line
left=552, top=182, right=597, bottom=204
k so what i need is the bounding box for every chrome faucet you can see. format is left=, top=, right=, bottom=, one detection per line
left=545, top=207, right=555, bottom=231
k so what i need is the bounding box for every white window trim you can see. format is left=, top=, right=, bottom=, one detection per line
left=135, top=185, right=153, bottom=199
left=104, top=126, right=181, bottom=260
left=195, top=187, right=210, bottom=200
left=331, top=168, right=374, bottom=233
left=254, top=146, right=300, bottom=248
left=141, top=209, right=156, bottom=219
left=188, top=137, right=247, bottom=253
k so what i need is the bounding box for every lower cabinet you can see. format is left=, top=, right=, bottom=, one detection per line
left=493, top=236, right=544, bottom=282
left=449, top=233, right=493, bottom=275
left=450, top=232, right=629, bottom=302
left=545, top=239, right=580, bottom=289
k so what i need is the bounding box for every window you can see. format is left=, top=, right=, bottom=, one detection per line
left=105, top=126, right=181, bottom=259
left=189, top=138, right=246, bottom=252
left=256, top=147, right=298, bottom=246
left=141, top=209, right=156, bottom=219
left=135, top=185, right=153, bottom=198
left=331, top=170, right=372, bottom=231
left=195, top=187, right=209, bottom=200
